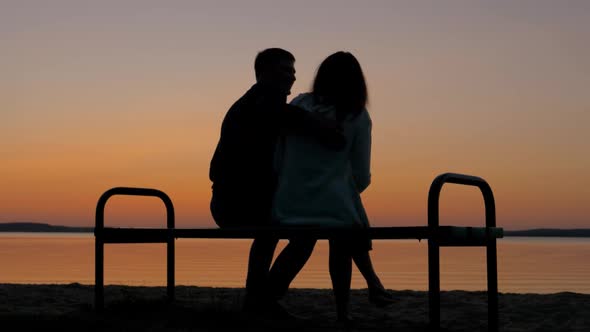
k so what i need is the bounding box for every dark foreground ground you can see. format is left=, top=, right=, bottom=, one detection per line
left=0, top=284, right=589, bottom=331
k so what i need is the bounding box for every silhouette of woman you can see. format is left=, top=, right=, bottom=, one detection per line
left=272, top=51, right=393, bottom=323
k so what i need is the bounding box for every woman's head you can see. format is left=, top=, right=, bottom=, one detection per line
left=312, top=51, right=368, bottom=118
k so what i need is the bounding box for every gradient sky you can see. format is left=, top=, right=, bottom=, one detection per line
left=1, top=0, right=589, bottom=230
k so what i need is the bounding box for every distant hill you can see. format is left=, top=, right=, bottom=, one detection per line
left=0, top=222, right=93, bottom=233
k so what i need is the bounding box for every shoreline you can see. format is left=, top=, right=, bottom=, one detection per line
left=1, top=283, right=589, bottom=331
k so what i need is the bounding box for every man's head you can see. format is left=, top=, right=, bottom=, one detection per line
left=254, top=48, right=296, bottom=95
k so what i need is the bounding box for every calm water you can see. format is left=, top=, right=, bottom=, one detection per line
left=1, top=233, right=589, bottom=294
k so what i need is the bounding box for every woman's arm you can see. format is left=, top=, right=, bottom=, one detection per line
left=350, top=110, right=372, bottom=193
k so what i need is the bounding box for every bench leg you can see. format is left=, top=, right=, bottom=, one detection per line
left=428, top=239, right=440, bottom=330
left=167, top=235, right=175, bottom=302
left=487, top=239, right=499, bottom=332
left=95, top=237, right=104, bottom=312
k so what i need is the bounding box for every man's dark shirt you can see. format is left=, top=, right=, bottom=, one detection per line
left=210, top=83, right=299, bottom=226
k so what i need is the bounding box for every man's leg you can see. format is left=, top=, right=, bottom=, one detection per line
left=213, top=198, right=278, bottom=306
left=244, top=236, right=279, bottom=306
left=268, top=237, right=317, bottom=298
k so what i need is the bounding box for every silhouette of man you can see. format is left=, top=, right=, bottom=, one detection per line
left=209, top=48, right=343, bottom=316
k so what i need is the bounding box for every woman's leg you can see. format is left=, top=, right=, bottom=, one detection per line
left=352, top=251, right=384, bottom=291
left=353, top=251, right=394, bottom=306
left=329, top=239, right=353, bottom=321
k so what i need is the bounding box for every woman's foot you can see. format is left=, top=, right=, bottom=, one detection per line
left=368, top=287, right=395, bottom=307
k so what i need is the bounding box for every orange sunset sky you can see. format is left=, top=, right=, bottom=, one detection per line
left=1, top=1, right=589, bottom=230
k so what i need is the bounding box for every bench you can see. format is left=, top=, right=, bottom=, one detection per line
left=94, top=172, right=503, bottom=331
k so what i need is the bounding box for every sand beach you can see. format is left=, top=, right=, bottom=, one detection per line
left=1, top=283, right=588, bottom=331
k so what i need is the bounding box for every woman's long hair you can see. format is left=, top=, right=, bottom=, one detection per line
left=312, top=51, right=368, bottom=121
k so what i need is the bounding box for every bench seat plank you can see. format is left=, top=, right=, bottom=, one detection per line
left=97, top=226, right=503, bottom=244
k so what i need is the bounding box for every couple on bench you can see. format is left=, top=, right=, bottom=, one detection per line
left=209, top=48, right=393, bottom=324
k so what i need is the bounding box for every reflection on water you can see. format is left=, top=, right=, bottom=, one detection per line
left=0, top=233, right=589, bottom=293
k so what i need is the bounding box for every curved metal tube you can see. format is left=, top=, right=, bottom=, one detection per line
left=428, top=173, right=496, bottom=229
left=95, top=187, right=175, bottom=311
left=95, top=187, right=175, bottom=232
left=427, top=173, right=498, bottom=332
